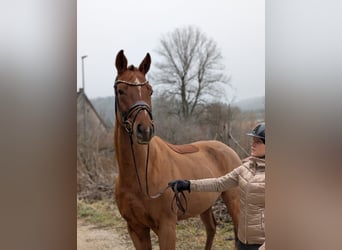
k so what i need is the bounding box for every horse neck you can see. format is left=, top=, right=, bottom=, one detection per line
left=114, top=121, right=149, bottom=182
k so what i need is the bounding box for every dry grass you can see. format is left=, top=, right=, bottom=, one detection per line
left=77, top=199, right=235, bottom=249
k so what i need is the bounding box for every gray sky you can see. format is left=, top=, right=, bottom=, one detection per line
left=77, top=0, right=264, bottom=102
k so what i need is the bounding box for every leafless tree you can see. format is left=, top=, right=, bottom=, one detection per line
left=152, top=26, right=231, bottom=120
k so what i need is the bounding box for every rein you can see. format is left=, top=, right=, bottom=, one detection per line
left=114, top=79, right=167, bottom=198
left=114, top=78, right=188, bottom=213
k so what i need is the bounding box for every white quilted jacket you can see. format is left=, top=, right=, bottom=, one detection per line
left=190, top=157, right=265, bottom=244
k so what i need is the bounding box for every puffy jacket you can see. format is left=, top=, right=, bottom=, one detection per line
left=190, top=157, right=265, bottom=244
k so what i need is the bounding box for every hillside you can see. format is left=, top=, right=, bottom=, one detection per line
left=90, top=96, right=115, bottom=127
left=90, top=95, right=265, bottom=127
left=233, top=96, right=265, bottom=111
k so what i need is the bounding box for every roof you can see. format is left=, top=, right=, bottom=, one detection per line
left=77, top=88, right=111, bottom=131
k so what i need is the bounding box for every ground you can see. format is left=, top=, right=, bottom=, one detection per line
left=77, top=217, right=235, bottom=250
left=77, top=199, right=235, bottom=249
left=77, top=219, right=135, bottom=250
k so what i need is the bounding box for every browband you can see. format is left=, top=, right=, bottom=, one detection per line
left=115, top=80, right=148, bottom=86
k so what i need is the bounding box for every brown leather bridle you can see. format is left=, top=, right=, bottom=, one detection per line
left=114, top=79, right=154, bottom=136
left=114, top=78, right=188, bottom=214
left=114, top=79, right=167, bottom=199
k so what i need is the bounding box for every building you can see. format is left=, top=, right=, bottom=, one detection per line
left=77, top=88, right=116, bottom=199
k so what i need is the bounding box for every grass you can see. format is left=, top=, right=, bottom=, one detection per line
left=77, top=199, right=236, bottom=249
left=77, top=199, right=122, bottom=227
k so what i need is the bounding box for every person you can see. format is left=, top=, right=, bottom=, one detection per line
left=169, top=123, right=266, bottom=250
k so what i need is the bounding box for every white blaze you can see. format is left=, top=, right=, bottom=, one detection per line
left=133, top=77, right=142, bottom=97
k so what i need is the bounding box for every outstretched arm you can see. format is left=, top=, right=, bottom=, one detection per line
left=169, top=165, right=242, bottom=193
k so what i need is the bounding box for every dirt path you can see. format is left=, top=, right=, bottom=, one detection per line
left=77, top=219, right=134, bottom=250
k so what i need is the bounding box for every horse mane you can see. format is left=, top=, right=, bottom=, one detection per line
left=128, top=65, right=135, bottom=70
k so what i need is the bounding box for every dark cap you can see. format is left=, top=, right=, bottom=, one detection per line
left=247, top=123, right=265, bottom=143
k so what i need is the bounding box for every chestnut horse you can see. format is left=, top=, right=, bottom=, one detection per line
left=114, top=50, right=241, bottom=250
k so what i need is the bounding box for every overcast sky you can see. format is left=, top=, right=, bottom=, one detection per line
left=77, top=0, right=264, bottom=102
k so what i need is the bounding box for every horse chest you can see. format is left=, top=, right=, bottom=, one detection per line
left=117, top=191, right=154, bottom=226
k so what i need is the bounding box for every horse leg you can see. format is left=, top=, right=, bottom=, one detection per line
left=200, top=207, right=217, bottom=250
left=221, top=189, right=240, bottom=249
left=127, top=223, right=152, bottom=250
left=156, top=220, right=176, bottom=250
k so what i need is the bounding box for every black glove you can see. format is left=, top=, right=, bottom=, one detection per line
left=168, top=180, right=190, bottom=192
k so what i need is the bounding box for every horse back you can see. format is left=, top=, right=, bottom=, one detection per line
left=193, top=139, right=242, bottom=175
left=151, top=136, right=241, bottom=179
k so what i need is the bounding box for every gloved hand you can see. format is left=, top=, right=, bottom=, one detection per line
left=168, top=180, right=190, bottom=192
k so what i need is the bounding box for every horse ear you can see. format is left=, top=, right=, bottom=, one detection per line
left=115, top=50, right=128, bottom=75
left=138, top=53, right=151, bottom=75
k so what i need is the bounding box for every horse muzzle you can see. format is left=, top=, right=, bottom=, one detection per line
left=135, top=122, right=154, bottom=144
left=122, top=101, right=154, bottom=144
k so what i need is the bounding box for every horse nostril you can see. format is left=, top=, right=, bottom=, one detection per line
left=136, top=124, right=148, bottom=138
left=137, top=124, right=143, bottom=134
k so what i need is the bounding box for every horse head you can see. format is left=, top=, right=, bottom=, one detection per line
left=114, top=50, right=154, bottom=144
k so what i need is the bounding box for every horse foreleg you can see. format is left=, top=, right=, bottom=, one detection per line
left=221, top=190, right=240, bottom=250
left=200, top=208, right=217, bottom=250
left=127, top=223, right=152, bottom=250
left=157, top=220, right=176, bottom=250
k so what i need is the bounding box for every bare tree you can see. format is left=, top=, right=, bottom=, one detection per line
left=153, top=26, right=231, bottom=120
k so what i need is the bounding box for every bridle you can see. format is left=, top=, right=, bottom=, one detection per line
left=114, top=79, right=154, bottom=136
left=114, top=79, right=166, bottom=199
left=114, top=78, right=188, bottom=213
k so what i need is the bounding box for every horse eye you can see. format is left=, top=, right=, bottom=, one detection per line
left=150, top=90, right=153, bottom=96
left=118, top=89, right=124, bottom=95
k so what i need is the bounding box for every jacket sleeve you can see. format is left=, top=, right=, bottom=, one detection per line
left=189, top=165, right=241, bottom=192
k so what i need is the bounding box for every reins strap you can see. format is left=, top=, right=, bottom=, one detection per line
left=145, top=144, right=171, bottom=199
left=170, top=183, right=188, bottom=216
left=126, top=117, right=187, bottom=212
left=128, top=129, right=169, bottom=199
left=114, top=78, right=187, bottom=213
left=145, top=144, right=151, bottom=196
left=128, top=132, right=143, bottom=194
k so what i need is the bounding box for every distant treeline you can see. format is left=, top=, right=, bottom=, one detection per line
left=90, top=95, right=264, bottom=159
